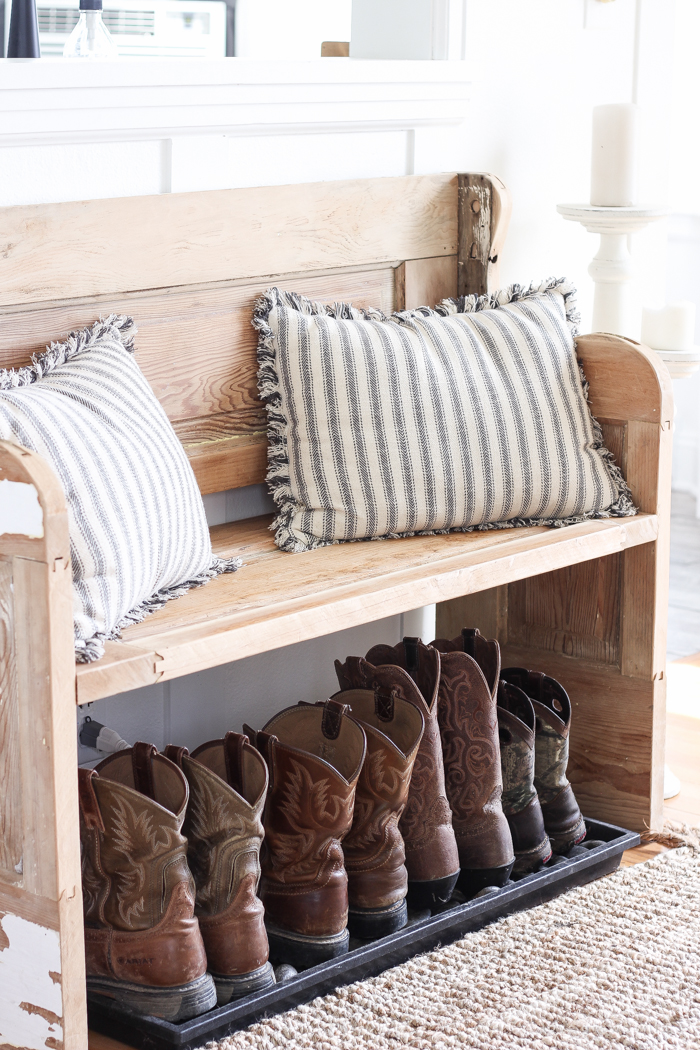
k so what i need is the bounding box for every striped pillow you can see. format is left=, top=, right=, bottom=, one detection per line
left=0, top=317, right=239, bottom=662
left=255, top=279, right=635, bottom=553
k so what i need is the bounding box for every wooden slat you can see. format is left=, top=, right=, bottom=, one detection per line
left=457, top=173, right=511, bottom=297
left=0, top=561, right=22, bottom=884
left=506, top=554, right=622, bottom=665
left=0, top=174, right=457, bottom=308
left=576, top=334, right=674, bottom=426
left=75, top=512, right=658, bottom=704
left=403, top=255, right=457, bottom=310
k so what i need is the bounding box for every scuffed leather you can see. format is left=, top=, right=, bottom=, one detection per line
left=79, top=746, right=208, bottom=990
left=173, top=736, right=269, bottom=977
left=336, top=645, right=460, bottom=885
left=333, top=688, right=423, bottom=909
left=254, top=703, right=364, bottom=938
left=84, top=879, right=207, bottom=987
left=198, top=870, right=269, bottom=975
left=435, top=649, right=513, bottom=871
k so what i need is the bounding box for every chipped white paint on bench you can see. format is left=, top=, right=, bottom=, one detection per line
left=0, top=480, right=44, bottom=538
left=0, top=911, right=63, bottom=1050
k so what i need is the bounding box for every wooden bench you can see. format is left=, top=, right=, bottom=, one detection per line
left=0, top=172, right=671, bottom=1050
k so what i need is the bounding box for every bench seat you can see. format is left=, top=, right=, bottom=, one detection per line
left=75, top=510, right=659, bottom=704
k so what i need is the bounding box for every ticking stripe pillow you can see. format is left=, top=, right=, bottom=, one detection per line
left=0, top=317, right=239, bottom=662
left=254, top=278, right=635, bottom=553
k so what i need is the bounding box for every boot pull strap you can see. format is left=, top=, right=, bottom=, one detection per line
left=461, top=627, right=477, bottom=657
left=163, top=744, right=189, bottom=768
left=78, top=768, right=104, bottom=832
left=403, top=636, right=420, bottom=673
left=322, top=698, right=349, bottom=740
left=224, top=731, right=247, bottom=794
left=132, top=741, right=157, bottom=800
left=374, top=685, right=396, bottom=722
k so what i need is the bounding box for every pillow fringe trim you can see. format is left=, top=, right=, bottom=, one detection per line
left=75, top=555, right=242, bottom=664
left=254, top=280, right=635, bottom=554
left=0, top=314, right=136, bottom=390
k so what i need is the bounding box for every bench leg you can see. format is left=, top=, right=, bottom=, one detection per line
left=0, top=441, right=86, bottom=1050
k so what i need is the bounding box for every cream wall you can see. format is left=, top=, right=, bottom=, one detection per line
left=0, top=0, right=675, bottom=757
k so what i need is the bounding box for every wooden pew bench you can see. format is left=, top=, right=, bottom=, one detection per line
left=0, top=172, right=671, bottom=1050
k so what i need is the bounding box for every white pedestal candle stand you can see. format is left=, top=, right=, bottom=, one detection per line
left=557, top=203, right=667, bottom=337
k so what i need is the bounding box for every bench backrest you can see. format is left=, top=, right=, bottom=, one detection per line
left=0, top=173, right=508, bottom=494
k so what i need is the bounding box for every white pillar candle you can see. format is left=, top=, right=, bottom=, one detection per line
left=590, top=103, right=639, bottom=207
left=641, top=301, right=697, bottom=351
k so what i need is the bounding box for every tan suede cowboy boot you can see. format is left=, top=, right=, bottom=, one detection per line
left=501, top=667, right=586, bottom=853
left=336, top=638, right=460, bottom=908
left=79, top=743, right=215, bottom=1021
left=496, top=680, right=552, bottom=873
left=330, top=685, right=424, bottom=938
left=245, top=699, right=366, bottom=969
left=430, top=627, right=515, bottom=893
left=164, top=732, right=274, bottom=1003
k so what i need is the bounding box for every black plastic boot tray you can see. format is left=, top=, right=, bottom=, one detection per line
left=88, top=818, right=639, bottom=1050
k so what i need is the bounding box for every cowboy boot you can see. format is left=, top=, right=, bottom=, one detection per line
left=496, top=682, right=552, bottom=873
left=244, top=699, right=366, bottom=969
left=337, top=638, right=460, bottom=908
left=429, top=627, right=514, bottom=894
left=79, top=742, right=216, bottom=1021
left=329, top=685, right=424, bottom=938
left=164, top=733, right=275, bottom=1004
left=501, top=668, right=586, bottom=853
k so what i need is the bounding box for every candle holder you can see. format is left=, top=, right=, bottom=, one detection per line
left=651, top=347, right=700, bottom=381
left=557, top=203, right=667, bottom=337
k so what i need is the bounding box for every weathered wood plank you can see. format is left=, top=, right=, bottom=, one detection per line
left=457, top=172, right=511, bottom=297
left=75, top=512, right=659, bottom=703
left=0, top=561, right=23, bottom=885
left=0, top=174, right=457, bottom=308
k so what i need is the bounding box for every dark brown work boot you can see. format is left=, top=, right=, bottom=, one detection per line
left=337, top=638, right=460, bottom=909
left=79, top=743, right=216, bottom=1021
left=164, top=733, right=274, bottom=1004
left=496, top=682, right=552, bottom=873
left=501, top=668, right=586, bottom=853
left=330, top=685, right=424, bottom=938
left=430, top=627, right=514, bottom=894
left=245, top=699, right=366, bottom=969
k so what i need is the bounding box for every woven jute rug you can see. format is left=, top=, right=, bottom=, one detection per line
left=213, top=843, right=700, bottom=1050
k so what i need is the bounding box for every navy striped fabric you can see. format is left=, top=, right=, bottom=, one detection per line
left=255, top=279, right=635, bottom=553
left=0, top=316, right=238, bottom=662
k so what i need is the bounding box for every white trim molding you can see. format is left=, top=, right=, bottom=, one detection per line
left=0, top=58, right=471, bottom=147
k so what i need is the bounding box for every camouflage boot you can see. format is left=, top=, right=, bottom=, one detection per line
left=497, top=682, right=552, bottom=873
left=501, top=668, right=586, bottom=852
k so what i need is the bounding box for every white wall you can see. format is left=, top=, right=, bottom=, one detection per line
left=0, top=0, right=675, bottom=757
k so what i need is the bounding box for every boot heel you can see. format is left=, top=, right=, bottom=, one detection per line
left=407, top=870, right=460, bottom=909
left=86, top=972, right=217, bottom=1022
left=265, top=923, right=350, bottom=970
left=211, top=961, right=276, bottom=1004
left=457, top=861, right=514, bottom=897
left=348, top=898, right=407, bottom=940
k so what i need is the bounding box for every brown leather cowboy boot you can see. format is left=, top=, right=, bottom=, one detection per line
left=329, top=685, right=424, bottom=938
left=164, top=732, right=275, bottom=1004
left=496, top=681, right=552, bottom=873
left=244, top=699, right=366, bottom=969
left=336, top=638, right=460, bottom=908
left=501, top=668, right=586, bottom=853
left=79, top=742, right=216, bottom=1021
left=430, top=627, right=514, bottom=894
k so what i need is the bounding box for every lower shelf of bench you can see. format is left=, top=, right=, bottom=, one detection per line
left=76, top=511, right=659, bottom=705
